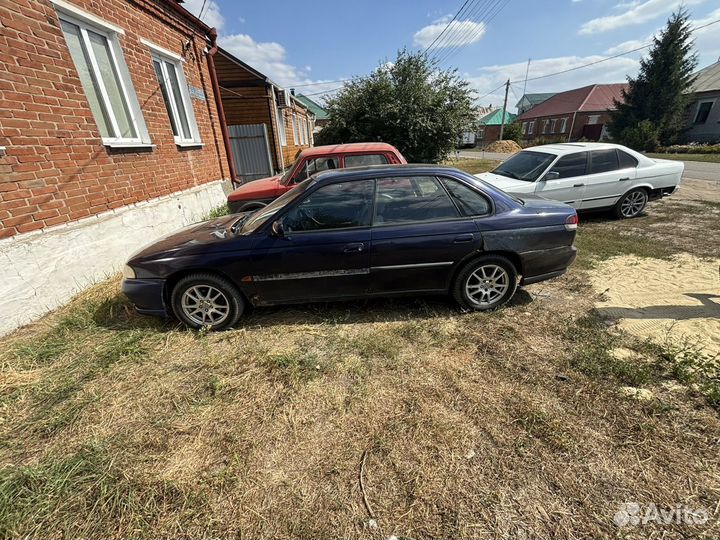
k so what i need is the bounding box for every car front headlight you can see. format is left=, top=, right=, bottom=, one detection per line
left=122, top=265, right=136, bottom=279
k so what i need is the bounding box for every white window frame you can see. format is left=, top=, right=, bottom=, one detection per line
left=542, top=119, right=550, bottom=134
left=275, top=104, right=287, bottom=147
left=143, top=40, right=202, bottom=146
left=559, top=117, right=568, bottom=133
left=292, top=113, right=299, bottom=145
left=528, top=121, right=534, bottom=135
left=54, top=4, right=151, bottom=148
left=522, top=121, right=528, bottom=134
left=587, top=115, right=600, bottom=125
left=298, top=114, right=305, bottom=145
left=550, top=118, right=557, bottom=133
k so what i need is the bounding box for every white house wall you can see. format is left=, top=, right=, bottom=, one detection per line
left=0, top=180, right=227, bottom=336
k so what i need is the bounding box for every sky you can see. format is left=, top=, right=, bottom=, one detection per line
left=183, top=0, right=720, bottom=113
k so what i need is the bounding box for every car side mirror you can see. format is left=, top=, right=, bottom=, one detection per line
left=271, top=219, right=285, bottom=237
left=544, top=171, right=560, bottom=181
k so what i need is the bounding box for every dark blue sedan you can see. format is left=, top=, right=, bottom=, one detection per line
left=122, top=165, right=578, bottom=330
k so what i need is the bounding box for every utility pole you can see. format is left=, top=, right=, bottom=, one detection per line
left=499, top=79, right=510, bottom=141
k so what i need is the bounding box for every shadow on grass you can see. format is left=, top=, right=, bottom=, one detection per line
left=94, top=288, right=535, bottom=331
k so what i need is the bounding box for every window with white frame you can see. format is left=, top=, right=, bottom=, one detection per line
left=276, top=106, right=287, bottom=146
left=559, top=117, right=568, bottom=133
left=522, top=121, right=528, bottom=134
left=145, top=41, right=201, bottom=145
left=56, top=6, right=149, bottom=146
left=550, top=119, right=557, bottom=133
left=299, top=115, right=306, bottom=145
left=588, top=115, right=600, bottom=125
left=694, top=100, right=714, bottom=124
left=543, top=120, right=550, bottom=134
left=292, top=113, right=299, bottom=145
left=528, top=121, right=534, bottom=135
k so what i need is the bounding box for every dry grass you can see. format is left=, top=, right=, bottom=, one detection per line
left=1, top=195, right=719, bottom=538
left=441, top=157, right=500, bottom=175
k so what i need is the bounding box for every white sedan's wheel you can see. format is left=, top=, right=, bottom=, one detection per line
left=615, top=189, right=648, bottom=219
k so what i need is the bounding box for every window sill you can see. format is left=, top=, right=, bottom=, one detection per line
left=176, top=142, right=204, bottom=149
left=103, top=141, right=156, bottom=149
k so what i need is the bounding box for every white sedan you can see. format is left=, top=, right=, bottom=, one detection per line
left=476, top=142, right=684, bottom=218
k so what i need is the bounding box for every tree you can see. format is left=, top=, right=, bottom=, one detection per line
left=502, top=121, right=523, bottom=144
left=609, top=9, right=697, bottom=150
left=315, top=50, right=477, bottom=163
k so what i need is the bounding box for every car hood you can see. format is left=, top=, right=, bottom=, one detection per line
left=475, top=172, right=534, bottom=192
left=129, top=214, right=248, bottom=261
left=227, top=175, right=283, bottom=201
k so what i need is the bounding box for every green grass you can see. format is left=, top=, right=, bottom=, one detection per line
left=573, top=222, right=678, bottom=269
left=646, top=152, right=720, bottom=163
left=205, top=203, right=230, bottom=220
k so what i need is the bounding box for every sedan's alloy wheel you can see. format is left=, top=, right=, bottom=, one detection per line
left=181, top=284, right=230, bottom=326
left=465, top=264, right=509, bottom=307
left=620, top=190, right=647, bottom=218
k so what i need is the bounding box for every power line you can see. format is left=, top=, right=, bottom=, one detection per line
left=197, top=0, right=209, bottom=21
left=429, top=0, right=496, bottom=62
left=436, top=0, right=511, bottom=66
left=422, top=0, right=476, bottom=55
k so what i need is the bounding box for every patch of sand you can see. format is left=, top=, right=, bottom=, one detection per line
left=591, top=254, right=720, bottom=356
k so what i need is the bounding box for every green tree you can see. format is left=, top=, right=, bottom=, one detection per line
left=502, top=121, right=523, bottom=144
left=609, top=9, right=697, bottom=149
left=315, top=50, right=477, bottom=162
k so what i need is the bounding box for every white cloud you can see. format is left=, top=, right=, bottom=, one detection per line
left=182, top=0, right=225, bottom=30
left=467, top=55, right=639, bottom=110
left=413, top=19, right=486, bottom=48
left=579, top=0, right=705, bottom=34
left=219, top=34, right=344, bottom=103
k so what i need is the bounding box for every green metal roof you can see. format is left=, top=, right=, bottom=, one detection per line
left=478, top=109, right=517, bottom=125
left=295, top=94, right=329, bottom=120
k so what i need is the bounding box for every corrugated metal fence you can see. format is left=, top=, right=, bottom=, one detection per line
left=228, top=124, right=273, bottom=183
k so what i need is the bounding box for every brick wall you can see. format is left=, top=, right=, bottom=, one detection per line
left=0, top=0, right=229, bottom=239
left=519, top=111, right=613, bottom=143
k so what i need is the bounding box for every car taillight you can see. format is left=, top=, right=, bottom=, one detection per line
left=565, top=213, right=578, bottom=231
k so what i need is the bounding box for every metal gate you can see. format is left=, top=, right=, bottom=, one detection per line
left=228, top=124, right=273, bottom=183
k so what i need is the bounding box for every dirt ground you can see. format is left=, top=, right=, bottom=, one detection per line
left=592, top=253, right=720, bottom=357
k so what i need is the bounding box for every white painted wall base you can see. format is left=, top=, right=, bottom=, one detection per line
left=0, top=180, right=228, bottom=336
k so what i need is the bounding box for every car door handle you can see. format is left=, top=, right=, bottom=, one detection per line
left=453, top=234, right=474, bottom=244
left=343, top=242, right=365, bottom=253
left=619, top=177, right=631, bottom=181
left=573, top=183, right=585, bottom=187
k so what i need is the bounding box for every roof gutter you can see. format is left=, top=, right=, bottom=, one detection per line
left=207, top=28, right=238, bottom=187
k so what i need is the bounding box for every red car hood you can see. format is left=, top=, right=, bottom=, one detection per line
left=228, top=175, right=283, bottom=202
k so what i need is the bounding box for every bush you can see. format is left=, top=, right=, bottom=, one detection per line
left=502, top=122, right=523, bottom=144
left=655, top=143, right=720, bottom=154
left=618, top=120, right=660, bottom=152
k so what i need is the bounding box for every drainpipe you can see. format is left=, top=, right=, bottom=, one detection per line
left=206, top=28, right=238, bottom=187
left=567, top=111, right=578, bottom=142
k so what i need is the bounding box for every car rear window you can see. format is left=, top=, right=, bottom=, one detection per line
left=344, top=154, right=388, bottom=167
left=374, top=176, right=459, bottom=224
left=589, top=149, right=619, bottom=174
left=617, top=149, right=639, bottom=168
left=440, top=178, right=491, bottom=216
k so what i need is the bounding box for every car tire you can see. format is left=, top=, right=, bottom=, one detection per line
left=452, top=255, right=518, bottom=311
left=613, top=188, right=648, bottom=219
left=171, top=273, right=244, bottom=330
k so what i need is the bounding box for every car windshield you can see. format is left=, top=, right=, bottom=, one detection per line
left=492, top=151, right=556, bottom=182
left=239, top=178, right=314, bottom=234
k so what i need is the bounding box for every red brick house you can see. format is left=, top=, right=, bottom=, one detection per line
left=517, top=83, right=627, bottom=143
left=0, top=0, right=234, bottom=334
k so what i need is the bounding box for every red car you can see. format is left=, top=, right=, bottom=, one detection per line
left=227, top=142, right=407, bottom=213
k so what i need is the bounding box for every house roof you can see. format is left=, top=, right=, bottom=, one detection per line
left=216, top=47, right=309, bottom=112
left=516, top=92, right=556, bottom=109
left=517, top=83, right=627, bottom=120
left=295, top=94, right=329, bottom=120
left=478, top=109, right=517, bottom=125
left=690, top=61, right=720, bottom=93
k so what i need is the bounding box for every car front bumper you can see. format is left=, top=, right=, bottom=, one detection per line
left=121, top=278, right=168, bottom=317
